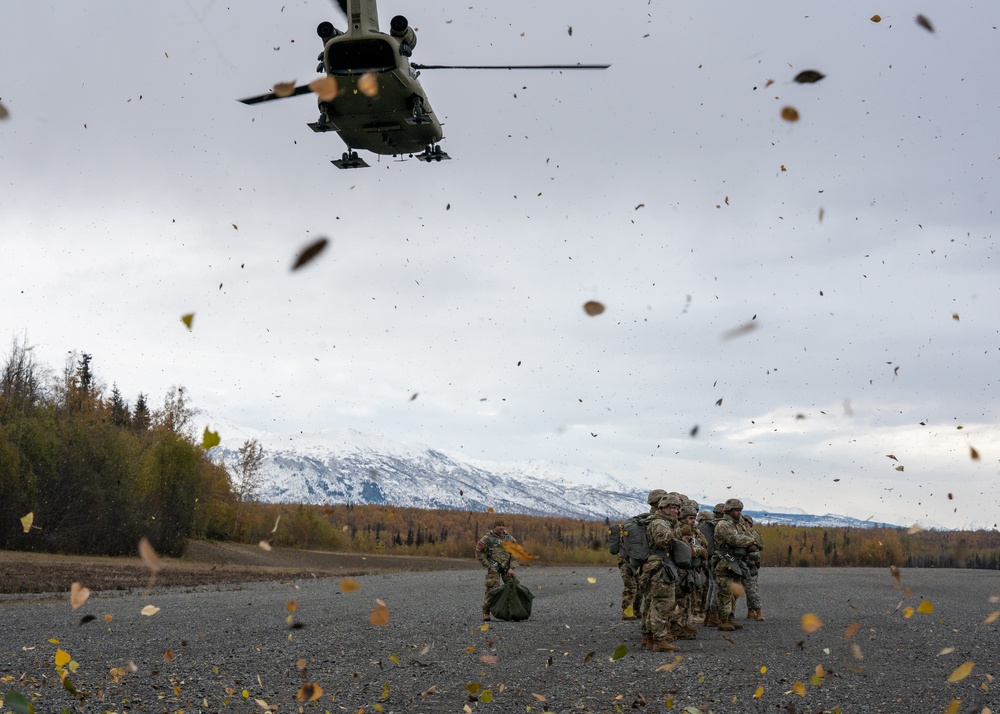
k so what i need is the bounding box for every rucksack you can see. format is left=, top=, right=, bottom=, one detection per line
left=617, top=513, right=656, bottom=570
left=606, top=517, right=621, bottom=555
left=699, top=519, right=718, bottom=557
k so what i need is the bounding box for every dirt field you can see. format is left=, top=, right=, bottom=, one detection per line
left=0, top=541, right=479, bottom=596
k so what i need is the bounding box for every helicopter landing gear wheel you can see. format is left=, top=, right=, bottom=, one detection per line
left=331, top=149, right=370, bottom=169
left=417, top=143, right=451, bottom=163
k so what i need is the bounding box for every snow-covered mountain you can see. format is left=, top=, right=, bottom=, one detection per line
left=208, top=422, right=904, bottom=527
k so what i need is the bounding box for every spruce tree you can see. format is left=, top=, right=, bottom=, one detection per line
left=132, top=392, right=151, bottom=430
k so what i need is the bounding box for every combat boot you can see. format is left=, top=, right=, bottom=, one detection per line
left=727, top=614, right=744, bottom=630
left=670, top=626, right=697, bottom=640
left=751, top=609, right=766, bottom=621
left=682, top=623, right=699, bottom=636
left=717, top=619, right=737, bottom=632
left=649, top=637, right=680, bottom=652
left=703, top=611, right=721, bottom=628
left=641, top=633, right=652, bottom=649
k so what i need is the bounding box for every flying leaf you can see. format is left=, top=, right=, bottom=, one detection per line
left=586, top=577, right=597, bottom=584
left=792, top=681, right=806, bottom=696
left=201, top=427, right=220, bottom=450
left=895, top=465, right=905, bottom=472
left=481, top=689, right=493, bottom=703
left=70, top=582, right=90, bottom=610
left=843, top=623, right=860, bottom=641
left=0, top=102, right=10, bottom=120
left=20, top=512, right=34, bottom=533
left=947, top=661, right=974, bottom=682
left=915, top=14, right=934, bottom=32
left=292, top=237, right=329, bottom=271
left=583, top=300, right=605, bottom=316
left=890, top=564, right=902, bottom=587
left=296, top=683, right=323, bottom=702
left=258, top=540, right=272, bottom=551
left=611, top=644, right=628, bottom=661
left=722, top=321, right=759, bottom=339
left=339, top=578, right=361, bottom=593
left=851, top=643, right=863, bottom=660
left=800, top=613, right=823, bottom=633
left=420, top=685, right=438, bottom=697
left=794, top=70, right=825, bottom=84
left=871, top=14, right=882, bottom=22
left=917, top=600, right=934, bottom=614
left=944, top=700, right=961, bottom=714
left=466, top=682, right=481, bottom=695
left=984, top=611, right=1000, bottom=624
left=939, top=647, right=956, bottom=656
left=273, top=80, right=297, bottom=97
left=480, top=654, right=498, bottom=664
left=358, top=73, right=379, bottom=97
left=970, top=446, right=980, bottom=460
left=55, top=649, right=71, bottom=668
left=781, top=106, right=800, bottom=122
left=181, top=313, right=194, bottom=330
left=308, top=76, right=338, bottom=101
left=753, top=686, right=763, bottom=699
left=164, top=649, right=175, bottom=663
left=501, top=541, right=535, bottom=560
left=903, top=607, right=915, bottom=618
left=531, top=693, right=547, bottom=701
left=139, top=538, right=163, bottom=573
left=286, top=600, right=297, bottom=613
left=141, top=605, right=160, bottom=616
left=370, top=603, right=390, bottom=626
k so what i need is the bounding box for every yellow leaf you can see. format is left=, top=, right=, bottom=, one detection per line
left=138, top=537, right=163, bottom=573
left=389, top=654, right=399, bottom=664
left=843, top=623, right=860, bottom=641
left=983, top=611, right=1000, bottom=624
left=339, top=578, right=361, bottom=593
left=587, top=577, right=597, bottom=584
left=753, top=686, right=764, bottom=699
left=903, top=607, right=915, bottom=618
left=948, top=661, right=974, bottom=682
left=760, top=666, right=767, bottom=674
left=308, top=76, right=338, bottom=102
left=481, top=689, right=493, bottom=703
left=370, top=603, right=390, bottom=626
left=466, top=682, right=481, bottom=695
left=104, top=613, right=113, bottom=622
left=296, top=683, right=323, bottom=702
left=480, top=623, right=489, bottom=631
left=201, top=428, right=221, bottom=450
left=800, top=613, right=823, bottom=633
left=286, top=600, right=297, bottom=613
left=502, top=541, right=535, bottom=560
left=944, top=699, right=961, bottom=714
left=917, top=600, right=934, bottom=614
left=938, top=647, right=956, bottom=656
left=48, top=638, right=60, bottom=644
left=793, top=681, right=807, bottom=696
left=55, top=648, right=71, bottom=667
left=20, top=512, right=34, bottom=533
left=623, top=605, right=634, bottom=618
left=815, top=664, right=825, bottom=679
left=181, top=313, right=194, bottom=330
left=141, top=605, right=160, bottom=616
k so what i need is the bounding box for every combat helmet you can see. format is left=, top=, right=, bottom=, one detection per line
left=697, top=510, right=714, bottom=523
left=723, top=498, right=745, bottom=512
left=657, top=493, right=683, bottom=510
left=647, top=489, right=667, bottom=506
left=679, top=503, right=698, bottom=518
left=713, top=503, right=726, bottom=517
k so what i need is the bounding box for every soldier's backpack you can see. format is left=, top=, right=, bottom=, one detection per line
left=617, top=513, right=656, bottom=570
left=606, top=517, right=621, bottom=555
left=488, top=578, right=534, bottom=621
left=699, top=519, right=718, bottom=557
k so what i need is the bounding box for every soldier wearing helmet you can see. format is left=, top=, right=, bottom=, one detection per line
left=675, top=502, right=709, bottom=634
left=639, top=493, right=684, bottom=651
left=475, top=516, right=518, bottom=621
left=712, top=498, right=757, bottom=631
left=741, top=513, right=766, bottom=620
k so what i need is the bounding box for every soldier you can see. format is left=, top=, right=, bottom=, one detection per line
left=475, top=517, right=517, bottom=622
left=699, top=504, right=726, bottom=628
left=674, top=503, right=709, bottom=638
left=641, top=493, right=683, bottom=651
left=692, top=510, right=715, bottom=622
left=633, top=489, right=666, bottom=621
left=713, top=498, right=757, bottom=632
left=742, top=514, right=765, bottom=620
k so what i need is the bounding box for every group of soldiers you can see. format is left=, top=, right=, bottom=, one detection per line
left=473, top=502, right=764, bottom=650
left=618, top=490, right=765, bottom=652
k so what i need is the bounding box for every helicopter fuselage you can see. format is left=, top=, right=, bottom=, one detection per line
left=310, top=30, right=443, bottom=156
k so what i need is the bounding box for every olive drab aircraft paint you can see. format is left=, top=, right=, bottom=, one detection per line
left=238, top=0, right=609, bottom=168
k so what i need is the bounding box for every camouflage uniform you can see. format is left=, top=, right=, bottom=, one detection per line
left=634, top=489, right=666, bottom=621
left=713, top=499, right=756, bottom=630
left=618, top=552, right=639, bottom=618
left=693, top=510, right=715, bottom=618
left=699, top=504, right=726, bottom=627
left=742, top=515, right=765, bottom=620
left=675, top=507, right=709, bottom=634
left=475, top=518, right=517, bottom=620
left=642, top=494, right=682, bottom=651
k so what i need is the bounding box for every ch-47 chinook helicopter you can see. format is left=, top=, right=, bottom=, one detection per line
left=238, top=0, right=609, bottom=168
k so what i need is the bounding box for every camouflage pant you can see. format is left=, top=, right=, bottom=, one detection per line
left=618, top=554, right=639, bottom=613
left=483, top=569, right=503, bottom=615
left=714, top=561, right=742, bottom=621
left=640, top=560, right=676, bottom=640
left=744, top=570, right=762, bottom=610
left=702, top=564, right=719, bottom=614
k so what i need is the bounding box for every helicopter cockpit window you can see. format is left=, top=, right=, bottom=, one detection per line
left=326, top=39, right=397, bottom=76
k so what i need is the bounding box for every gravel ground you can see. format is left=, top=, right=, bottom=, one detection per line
left=1, top=566, right=997, bottom=713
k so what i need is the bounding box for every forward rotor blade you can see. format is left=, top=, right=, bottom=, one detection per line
left=410, top=63, right=610, bottom=70
left=238, top=84, right=314, bottom=106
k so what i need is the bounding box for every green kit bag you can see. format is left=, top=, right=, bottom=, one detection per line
left=488, top=578, right=534, bottom=621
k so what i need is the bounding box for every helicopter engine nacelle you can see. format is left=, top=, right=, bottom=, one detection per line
left=389, top=15, right=416, bottom=55
left=317, top=21, right=342, bottom=41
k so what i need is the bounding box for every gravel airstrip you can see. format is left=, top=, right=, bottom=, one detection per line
left=1, top=565, right=997, bottom=713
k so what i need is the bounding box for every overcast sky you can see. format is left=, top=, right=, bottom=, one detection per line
left=3, top=1, right=999, bottom=529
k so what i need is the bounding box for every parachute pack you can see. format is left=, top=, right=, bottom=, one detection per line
left=616, top=513, right=656, bottom=570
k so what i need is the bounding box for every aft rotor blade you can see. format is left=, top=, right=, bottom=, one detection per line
left=410, top=63, right=610, bottom=70
left=238, top=84, right=314, bottom=105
